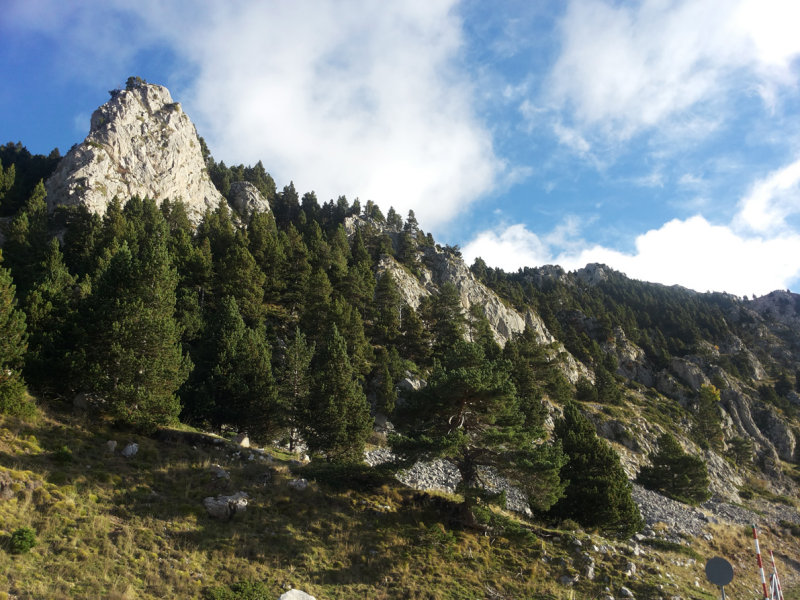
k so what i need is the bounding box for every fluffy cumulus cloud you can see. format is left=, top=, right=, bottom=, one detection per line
left=545, top=0, right=800, bottom=142
left=464, top=159, right=800, bottom=296
left=8, top=0, right=502, bottom=229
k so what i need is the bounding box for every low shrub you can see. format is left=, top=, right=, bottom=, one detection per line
left=9, top=527, right=37, bottom=554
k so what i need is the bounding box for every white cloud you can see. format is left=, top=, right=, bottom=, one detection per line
left=8, top=0, right=503, bottom=229
left=734, top=158, right=800, bottom=234
left=465, top=159, right=800, bottom=295
left=546, top=0, right=800, bottom=143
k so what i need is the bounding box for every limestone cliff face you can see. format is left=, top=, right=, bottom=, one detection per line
left=352, top=216, right=589, bottom=383
left=45, top=81, right=223, bottom=224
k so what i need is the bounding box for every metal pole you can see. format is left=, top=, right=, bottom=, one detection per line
left=753, top=524, right=769, bottom=600
left=720, top=585, right=726, bottom=600
left=769, top=550, right=784, bottom=600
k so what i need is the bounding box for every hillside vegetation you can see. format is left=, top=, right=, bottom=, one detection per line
left=1, top=103, right=800, bottom=598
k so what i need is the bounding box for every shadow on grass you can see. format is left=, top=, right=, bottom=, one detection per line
left=0, top=407, right=471, bottom=590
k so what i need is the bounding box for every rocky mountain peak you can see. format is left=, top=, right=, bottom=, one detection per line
left=45, top=79, right=224, bottom=224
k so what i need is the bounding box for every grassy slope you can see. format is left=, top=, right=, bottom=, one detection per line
left=0, top=402, right=798, bottom=600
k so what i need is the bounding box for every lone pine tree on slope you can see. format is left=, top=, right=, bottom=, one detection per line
left=392, top=340, right=566, bottom=524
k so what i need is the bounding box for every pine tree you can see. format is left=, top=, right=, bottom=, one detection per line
left=247, top=211, right=285, bottom=303
left=373, top=271, right=402, bottom=344
left=278, top=327, right=315, bottom=452
left=595, top=364, right=622, bottom=404
left=420, top=282, right=466, bottom=355
left=693, top=384, right=723, bottom=450
left=502, top=327, right=551, bottom=434
left=399, top=305, right=430, bottom=365
left=187, top=296, right=278, bottom=439
left=280, top=225, right=311, bottom=315
left=551, top=403, right=643, bottom=538
left=637, top=433, right=711, bottom=505
left=467, top=304, right=500, bottom=359
left=302, top=268, right=334, bottom=340
left=215, top=233, right=267, bottom=328
left=2, top=180, right=49, bottom=297
left=330, top=298, right=373, bottom=380
left=0, top=251, right=32, bottom=416
left=23, top=238, right=77, bottom=388
left=392, top=341, right=566, bottom=522
left=304, top=324, right=372, bottom=462
left=83, top=201, right=190, bottom=431
left=373, top=348, right=398, bottom=415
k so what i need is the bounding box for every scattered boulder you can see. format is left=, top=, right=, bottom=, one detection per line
left=279, top=590, right=317, bottom=600
left=234, top=433, right=250, bottom=448
left=0, top=472, right=16, bottom=501
left=559, top=574, right=579, bottom=586
left=105, top=440, right=118, bottom=453
left=288, top=478, right=308, bottom=492
left=619, top=586, right=634, bottom=598
left=121, top=442, right=139, bottom=458
left=209, top=464, right=230, bottom=480
left=203, top=491, right=248, bottom=520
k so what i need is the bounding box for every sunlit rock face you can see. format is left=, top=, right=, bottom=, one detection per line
left=46, top=80, right=223, bottom=224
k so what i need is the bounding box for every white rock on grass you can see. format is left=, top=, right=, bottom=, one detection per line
left=288, top=478, right=308, bottom=491
left=121, top=442, right=138, bottom=458
left=203, top=491, right=248, bottom=520
left=279, top=590, right=317, bottom=600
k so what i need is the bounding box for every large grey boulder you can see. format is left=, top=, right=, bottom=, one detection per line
left=46, top=80, right=224, bottom=225
left=203, top=491, right=248, bottom=519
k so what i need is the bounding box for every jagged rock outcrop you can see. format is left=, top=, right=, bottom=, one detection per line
left=45, top=80, right=223, bottom=224
left=749, top=290, right=800, bottom=329
left=376, top=255, right=431, bottom=310
left=229, top=181, right=270, bottom=219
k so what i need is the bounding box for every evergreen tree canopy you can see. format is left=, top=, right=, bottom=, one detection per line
left=693, top=384, right=723, bottom=450
left=392, top=341, right=566, bottom=521
left=637, top=432, right=711, bottom=505
left=303, top=324, right=372, bottom=462
left=278, top=327, right=315, bottom=452
left=82, top=201, right=190, bottom=431
left=551, top=403, right=643, bottom=538
left=0, top=251, right=32, bottom=416
left=185, top=296, right=277, bottom=439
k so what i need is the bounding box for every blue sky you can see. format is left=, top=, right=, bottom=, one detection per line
left=2, top=0, right=800, bottom=296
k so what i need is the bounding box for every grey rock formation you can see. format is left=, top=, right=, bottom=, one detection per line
left=45, top=81, right=223, bottom=224
left=203, top=491, right=248, bottom=519
left=209, top=464, right=230, bottom=480
left=121, top=442, right=139, bottom=458
left=752, top=404, right=796, bottom=462
left=749, top=290, right=800, bottom=329
left=669, top=358, right=709, bottom=392
left=229, top=181, right=270, bottom=218
left=288, top=478, right=309, bottom=491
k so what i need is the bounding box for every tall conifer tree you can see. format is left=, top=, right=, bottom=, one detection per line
left=551, top=403, right=643, bottom=538
left=304, top=324, right=372, bottom=462
left=84, top=200, right=190, bottom=430
left=0, top=251, right=32, bottom=416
